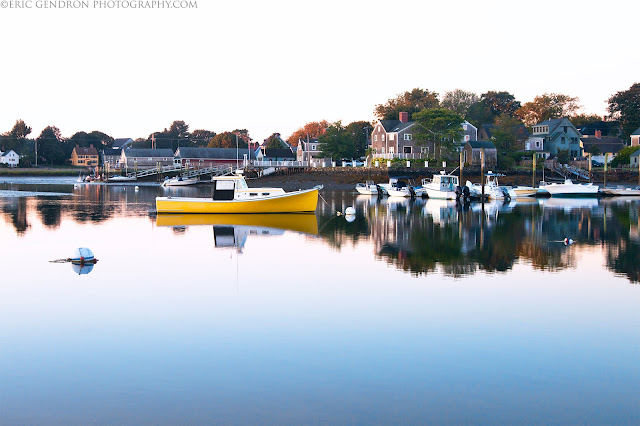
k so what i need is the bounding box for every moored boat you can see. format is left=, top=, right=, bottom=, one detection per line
left=599, top=186, right=640, bottom=196
left=421, top=171, right=464, bottom=200
left=162, top=176, right=199, bottom=187
left=466, top=172, right=516, bottom=200
left=355, top=180, right=384, bottom=195
left=511, top=186, right=538, bottom=198
left=539, top=179, right=599, bottom=197
left=385, top=177, right=425, bottom=198
left=156, top=175, right=322, bottom=213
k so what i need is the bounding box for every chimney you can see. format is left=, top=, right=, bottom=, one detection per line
left=399, top=112, right=409, bottom=123
left=595, top=130, right=601, bottom=139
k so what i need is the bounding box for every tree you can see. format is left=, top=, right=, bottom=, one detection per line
left=608, top=83, right=640, bottom=141
left=8, top=119, right=31, bottom=139
left=344, top=120, right=371, bottom=158
left=169, top=120, right=189, bottom=138
left=480, top=91, right=521, bottom=118
left=263, top=133, right=286, bottom=149
left=611, top=146, right=640, bottom=167
left=571, top=113, right=603, bottom=128
left=207, top=131, right=248, bottom=149
left=375, top=88, right=439, bottom=120
left=68, top=131, right=113, bottom=148
left=37, top=126, right=67, bottom=165
left=491, top=114, right=526, bottom=156
left=516, top=93, right=581, bottom=126
left=191, top=129, right=216, bottom=147
left=441, top=89, right=479, bottom=117
left=588, top=145, right=602, bottom=156
left=412, top=108, right=464, bottom=161
left=319, top=122, right=356, bottom=159
left=465, top=101, right=494, bottom=128
left=287, top=120, right=329, bottom=146
left=556, top=149, right=570, bottom=164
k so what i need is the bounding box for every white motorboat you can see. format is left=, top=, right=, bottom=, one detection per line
left=385, top=177, right=425, bottom=198
left=466, top=172, right=516, bottom=200
left=163, top=176, right=199, bottom=187
left=511, top=186, right=538, bottom=198
left=355, top=180, right=383, bottom=195
left=107, top=175, right=136, bottom=182
left=421, top=171, right=463, bottom=200
left=599, top=186, right=640, bottom=196
left=538, top=179, right=599, bottom=197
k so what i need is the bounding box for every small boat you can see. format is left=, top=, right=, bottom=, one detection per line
left=355, top=180, right=384, bottom=195
left=107, top=175, right=136, bottom=182
left=539, top=179, right=599, bottom=197
left=421, top=171, right=464, bottom=200
left=511, top=186, right=538, bottom=198
left=163, top=176, right=199, bottom=187
left=599, top=186, right=640, bottom=196
left=156, top=175, right=322, bottom=213
left=466, top=172, right=516, bottom=200
left=385, top=177, right=425, bottom=198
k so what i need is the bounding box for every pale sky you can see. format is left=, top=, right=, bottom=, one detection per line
left=0, top=0, right=637, bottom=142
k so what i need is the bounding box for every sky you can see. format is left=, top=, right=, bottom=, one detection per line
left=0, top=0, right=638, bottom=143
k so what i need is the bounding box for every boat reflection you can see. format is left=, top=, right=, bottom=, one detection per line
left=71, top=262, right=95, bottom=275
left=156, top=213, right=319, bottom=252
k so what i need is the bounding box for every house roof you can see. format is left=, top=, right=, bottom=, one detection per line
left=632, top=127, right=640, bottom=136
left=102, top=148, right=122, bottom=156
left=113, top=138, right=133, bottom=148
left=578, top=121, right=620, bottom=137
left=467, top=140, right=496, bottom=149
left=73, top=146, right=99, bottom=156
left=262, top=148, right=296, bottom=158
left=379, top=120, right=416, bottom=133
left=630, top=148, right=640, bottom=157
left=581, top=138, right=625, bottom=154
left=1, top=150, right=17, bottom=157
left=175, top=147, right=256, bottom=160
left=122, top=149, right=174, bottom=158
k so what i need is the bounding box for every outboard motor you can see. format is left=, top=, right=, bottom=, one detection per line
left=408, top=186, right=416, bottom=199
left=462, top=185, right=470, bottom=203
left=376, top=184, right=384, bottom=197
left=502, top=187, right=511, bottom=201
left=455, top=185, right=463, bottom=200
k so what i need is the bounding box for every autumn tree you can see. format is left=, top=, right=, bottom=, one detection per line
left=375, top=88, right=439, bottom=120
left=287, top=120, right=329, bottom=146
left=608, top=83, right=640, bottom=141
left=413, top=108, right=464, bottom=161
left=441, top=89, right=479, bottom=117
left=207, top=131, right=248, bottom=149
left=516, top=93, right=581, bottom=126
left=319, top=122, right=356, bottom=159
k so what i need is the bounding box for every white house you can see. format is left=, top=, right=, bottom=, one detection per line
left=0, top=150, right=20, bottom=167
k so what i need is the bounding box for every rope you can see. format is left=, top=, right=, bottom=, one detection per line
left=318, top=193, right=342, bottom=215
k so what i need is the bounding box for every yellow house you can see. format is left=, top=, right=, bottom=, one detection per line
left=71, top=145, right=99, bottom=167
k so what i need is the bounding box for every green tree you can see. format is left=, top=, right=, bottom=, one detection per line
left=441, top=89, right=479, bottom=117
left=611, top=146, right=640, bottom=167
left=169, top=120, right=189, bottom=138
left=37, top=126, right=67, bottom=165
left=608, top=83, right=640, bottom=141
left=263, top=133, right=286, bottom=149
left=8, top=119, right=32, bottom=139
left=412, top=108, right=464, bottom=161
left=68, top=131, right=113, bottom=149
left=319, top=122, right=356, bottom=159
left=491, top=113, right=526, bottom=156
left=208, top=131, right=248, bottom=149
left=465, top=101, right=494, bottom=127
left=345, top=120, right=371, bottom=158
left=375, top=88, right=439, bottom=120
left=191, top=129, right=217, bottom=147
left=571, top=113, right=603, bottom=128
left=480, top=91, right=521, bottom=118
left=556, top=149, right=570, bottom=164
left=516, top=93, right=581, bottom=126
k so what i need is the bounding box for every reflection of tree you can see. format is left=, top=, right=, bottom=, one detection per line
left=0, top=198, right=30, bottom=235
left=36, top=199, right=62, bottom=229
left=317, top=212, right=369, bottom=250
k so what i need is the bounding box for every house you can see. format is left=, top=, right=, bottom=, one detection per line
left=70, top=145, right=99, bottom=167
left=370, top=112, right=429, bottom=158
left=528, top=118, right=582, bottom=158
left=175, top=147, right=256, bottom=168
left=463, top=140, right=497, bottom=166
left=459, top=121, right=478, bottom=146
left=102, top=148, right=122, bottom=169
left=256, top=147, right=296, bottom=162
left=631, top=127, right=640, bottom=146
left=0, top=150, right=19, bottom=167
left=113, top=138, right=134, bottom=149
left=120, top=149, right=175, bottom=170
left=296, top=138, right=328, bottom=166
left=630, top=149, right=640, bottom=167
left=580, top=136, right=625, bottom=164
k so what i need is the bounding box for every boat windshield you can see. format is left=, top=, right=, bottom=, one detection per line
left=235, top=178, right=248, bottom=190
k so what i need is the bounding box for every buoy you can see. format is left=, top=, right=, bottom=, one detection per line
left=345, top=214, right=356, bottom=223
left=563, top=238, right=575, bottom=245
left=135, top=186, right=139, bottom=191
left=70, top=247, right=95, bottom=263
left=345, top=206, right=356, bottom=216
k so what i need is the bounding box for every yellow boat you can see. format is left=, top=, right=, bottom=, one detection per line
left=155, top=175, right=322, bottom=214
left=155, top=213, right=319, bottom=235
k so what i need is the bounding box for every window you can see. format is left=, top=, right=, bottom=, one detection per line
left=311, top=145, right=316, bottom=150
left=374, top=135, right=378, bottom=142
left=389, top=147, right=395, bottom=154
left=404, top=134, right=412, bottom=141
left=561, top=137, right=566, bottom=143
left=403, top=146, right=412, bottom=154
left=382, top=134, right=385, bottom=141
left=421, top=147, right=429, bottom=154
left=463, top=124, right=467, bottom=130
left=563, top=126, right=568, bottom=133
left=464, top=135, right=470, bottom=141
left=381, top=147, right=385, bottom=154
left=389, top=134, right=394, bottom=140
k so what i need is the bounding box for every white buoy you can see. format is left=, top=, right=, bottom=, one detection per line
left=563, top=238, right=575, bottom=245
left=135, top=186, right=139, bottom=191
left=345, top=214, right=356, bottom=223
left=70, top=247, right=94, bottom=263
left=345, top=206, right=356, bottom=216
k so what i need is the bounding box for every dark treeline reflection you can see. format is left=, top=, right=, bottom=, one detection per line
left=317, top=195, right=640, bottom=283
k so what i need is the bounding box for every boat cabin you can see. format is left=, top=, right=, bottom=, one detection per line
left=423, top=172, right=460, bottom=191
left=211, top=176, right=285, bottom=201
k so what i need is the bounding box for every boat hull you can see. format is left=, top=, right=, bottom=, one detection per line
left=355, top=186, right=380, bottom=195
left=424, top=187, right=457, bottom=200
left=542, top=184, right=599, bottom=197
left=600, top=187, right=640, bottom=196
left=163, top=178, right=199, bottom=187
left=156, top=186, right=320, bottom=213
left=512, top=187, right=538, bottom=197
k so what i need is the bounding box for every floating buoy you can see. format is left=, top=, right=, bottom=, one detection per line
left=135, top=186, right=139, bottom=191
left=345, top=207, right=356, bottom=216
left=70, top=247, right=95, bottom=263
left=345, top=214, right=356, bottom=223
left=563, top=238, right=575, bottom=245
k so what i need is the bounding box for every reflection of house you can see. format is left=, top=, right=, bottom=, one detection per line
left=102, top=148, right=122, bottom=169
left=0, top=150, right=20, bottom=167
left=529, top=118, right=582, bottom=157
left=175, top=147, right=256, bottom=167
left=631, top=127, right=640, bottom=146
left=370, top=112, right=428, bottom=157
left=70, top=145, right=99, bottom=167
left=463, top=140, right=497, bottom=166
left=630, top=149, right=640, bottom=167
left=120, top=149, right=174, bottom=169
left=296, top=138, right=328, bottom=166
left=580, top=135, right=624, bottom=163
left=256, top=147, right=296, bottom=162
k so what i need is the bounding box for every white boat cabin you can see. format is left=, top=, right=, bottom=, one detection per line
left=211, top=176, right=285, bottom=201
left=422, top=173, right=460, bottom=191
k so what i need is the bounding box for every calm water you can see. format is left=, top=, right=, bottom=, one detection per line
left=0, top=177, right=639, bottom=424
